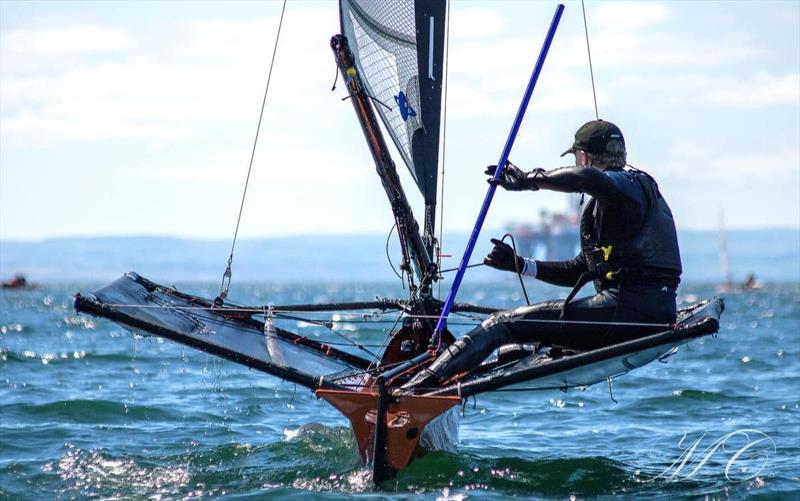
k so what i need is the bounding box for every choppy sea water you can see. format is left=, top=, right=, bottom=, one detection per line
left=1, top=280, right=798, bottom=500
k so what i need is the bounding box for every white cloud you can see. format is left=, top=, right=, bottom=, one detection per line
left=660, top=145, right=799, bottom=180
left=710, top=148, right=800, bottom=177
left=592, top=2, right=670, bottom=30
left=449, top=7, right=507, bottom=40
left=611, top=72, right=799, bottom=109
left=0, top=7, right=341, bottom=147
left=143, top=143, right=368, bottom=187
left=1, top=24, right=133, bottom=56
left=703, top=73, right=800, bottom=108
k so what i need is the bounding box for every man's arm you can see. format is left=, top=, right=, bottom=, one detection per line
left=528, top=166, right=619, bottom=202
left=487, top=163, right=623, bottom=202
left=530, top=252, right=588, bottom=287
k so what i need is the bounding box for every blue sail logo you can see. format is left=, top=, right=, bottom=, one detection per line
left=394, top=91, right=417, bottom=121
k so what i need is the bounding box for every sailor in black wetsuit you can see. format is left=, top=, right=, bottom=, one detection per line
left=405, top=119, right=682, bottom=389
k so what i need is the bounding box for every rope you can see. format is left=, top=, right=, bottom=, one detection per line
left=581, top=0, right=599, bottom=119
left=92, top=301, right=674, bottom=329
left=437, top=0, right=452, bottom=298
left=366, top=311, right=406, bottom=372
left=502, top=233, right=530, bottom=305
left=218, top=0, right=288, bottom=302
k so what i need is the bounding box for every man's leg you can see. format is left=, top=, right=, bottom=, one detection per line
left=504, top=289, right=670, bottom=350
left=403, top=290, right=641, bottom=390
left=401, top=297, right=578, bottom=389
left=504, top=292, right=620, bottom=350
left=401, top=309, right=516, bottom=390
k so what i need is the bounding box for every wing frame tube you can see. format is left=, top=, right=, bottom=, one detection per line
left=74, top=293, right=345, bottom=391
left=122, top=272, right=373, bottom=370
left=429, top=297, right=724, bottom=398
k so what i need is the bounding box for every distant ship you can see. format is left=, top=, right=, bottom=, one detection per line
left=507, top=194, right=582, bottom=260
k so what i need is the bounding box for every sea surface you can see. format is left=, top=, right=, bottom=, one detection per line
left=1, top=277, right=798, bottom=500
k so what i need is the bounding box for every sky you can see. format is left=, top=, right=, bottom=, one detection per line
left=1, top=0, right=798, bottom=241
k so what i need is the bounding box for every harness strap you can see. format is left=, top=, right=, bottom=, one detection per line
left=559, top=269, right=597, bottom=320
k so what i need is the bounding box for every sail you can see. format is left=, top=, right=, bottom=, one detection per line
left=339, top=0, right=446, bottom=213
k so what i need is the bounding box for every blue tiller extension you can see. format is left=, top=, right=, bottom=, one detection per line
left=432, top=3, right=565, bottom=348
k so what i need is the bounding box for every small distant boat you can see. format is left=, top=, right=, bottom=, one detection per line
left=741, top=272, right=764, bottom=290
left=1, top=273, right=32, bottom=290
left=718, top=212, right=762, bottom=292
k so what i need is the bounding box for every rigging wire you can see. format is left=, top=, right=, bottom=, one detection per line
left=271, top=312, right=381, bottom=358
left=439, top=262, right=485, bottom=273
left=217, top=0, right=288, bottom=302
left=437, top=0, right=452, bottom=298
left=385, top=223, right=404, bottom=283
left=94, top=301, right=675, bottom=329
left=581, top=0, right=599, bottom=120
left=366, top=310, right=406, bottom=372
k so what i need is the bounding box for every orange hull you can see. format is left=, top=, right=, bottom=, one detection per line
left=316, top=389, right=461, bottom=477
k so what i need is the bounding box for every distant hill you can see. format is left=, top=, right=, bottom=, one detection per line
left=1, top=229, right=798, bottom=284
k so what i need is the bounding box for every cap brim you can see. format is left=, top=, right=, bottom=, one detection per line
left=560, top=147, right=575, bottom=157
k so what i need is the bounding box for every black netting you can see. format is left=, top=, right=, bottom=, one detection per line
left=341, top=0, right=440, bottom=200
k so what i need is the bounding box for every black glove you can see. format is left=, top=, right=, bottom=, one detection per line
left=484, top=238, right=525, bottom=273
left=485, top=161, right=539, bottom=191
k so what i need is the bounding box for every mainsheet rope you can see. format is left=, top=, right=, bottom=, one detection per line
left=217, top=0, right=288, bottom=304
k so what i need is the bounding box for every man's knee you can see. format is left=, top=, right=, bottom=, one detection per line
left=483, top=300, right=564, bottom=329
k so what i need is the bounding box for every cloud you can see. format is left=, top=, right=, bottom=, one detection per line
left=660, top=143, right=799, bottom=181
left=592, top=2, right=670, bottom=30
left=710, top=148, right=800, bottom=177
left=438, top=1, right=769, bottom=118
left=143, top=143, right=369, bottom=187
left=448, top=7, right=507, bottom=40
left=703, top=73, right=800, bottom=108
left=1, top=24, right=133, bottom=56
left=0, top=6, right=342, bottom=147
left=612, top=72, right=799, bottom=109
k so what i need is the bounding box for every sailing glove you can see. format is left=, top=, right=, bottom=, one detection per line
left=484, top=238, right=526, bottom=273
left=485, top=161, right=540, bottom=191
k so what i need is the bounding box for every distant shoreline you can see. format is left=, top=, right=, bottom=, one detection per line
left=2, top=227, right=799, bottom=244
left=2, top=229, right=798, bottom=284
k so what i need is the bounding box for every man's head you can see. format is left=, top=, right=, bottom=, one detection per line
left=561, top=119, right=626, bottom=170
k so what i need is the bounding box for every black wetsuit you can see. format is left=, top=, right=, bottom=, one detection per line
left=405, top=165, right=682, bottom=388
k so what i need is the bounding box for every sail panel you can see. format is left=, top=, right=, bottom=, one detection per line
left=340, top=0, right=445, bottom=207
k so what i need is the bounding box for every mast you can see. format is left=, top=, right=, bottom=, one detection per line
left=330, top=35, right=436, bottom=292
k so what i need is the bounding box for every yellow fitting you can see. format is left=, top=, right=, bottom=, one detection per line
left=601, top=245, right=613, bottom=261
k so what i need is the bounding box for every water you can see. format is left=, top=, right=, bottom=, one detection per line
left=1, top=280, right=799, bottom=499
